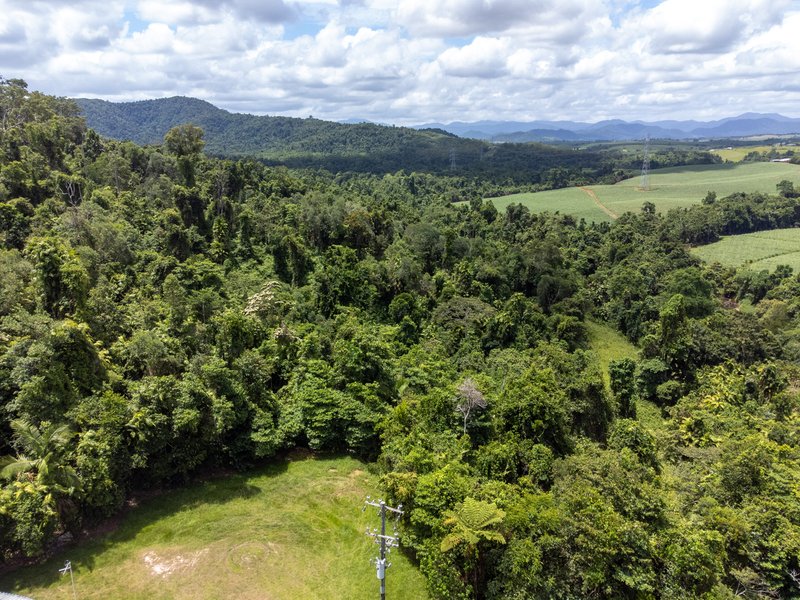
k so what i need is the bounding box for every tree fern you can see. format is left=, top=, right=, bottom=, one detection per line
left=441, top=496, right=506, bottom=552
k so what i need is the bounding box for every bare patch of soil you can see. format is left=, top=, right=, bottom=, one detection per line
left=142, top=548, right=210, bottom=578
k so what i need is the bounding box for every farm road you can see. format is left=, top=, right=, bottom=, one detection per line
left=579, top=187, right=618, bottom=219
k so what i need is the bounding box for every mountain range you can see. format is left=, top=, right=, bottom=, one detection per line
left=416, top=113, right=800, bottom=142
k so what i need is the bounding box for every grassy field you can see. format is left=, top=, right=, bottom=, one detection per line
left=585, top=320, right=665, bottom=433
left=586, top=320, right=638, bottom=387
left=710, top=145, right=776, bottom=162
left=710, top=145, right=798, bottom=162
left=488, top=186, right=602, bottom=221
left=487, top=162, right=800, bottom=223
left=691, top=228, right=800, bottom=272
left=0, top=454, right=428, bottom=600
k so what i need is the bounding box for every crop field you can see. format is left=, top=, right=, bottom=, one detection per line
left=710, top=145, right=792, bottom=162
left=488, top=186, right=601, bottom=221
left=0, top=454, right=428, bottom=600
left=691, top=228, right=800, bottom=272
left=487, top=162, right=800, bottom=223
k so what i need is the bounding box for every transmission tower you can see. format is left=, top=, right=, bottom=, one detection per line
left=449, top=147, right=457, bottom=170
left=364, top=496, right=403, bottom=600
left=640, top=135, right=651, bottom=191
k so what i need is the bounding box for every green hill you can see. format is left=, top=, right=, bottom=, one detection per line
left=75, top=97, right=605, bottom=180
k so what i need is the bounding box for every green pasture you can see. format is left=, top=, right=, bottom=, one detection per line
left=710, top=145, right=789, bottom=162
left=0, top=455, right=428, bottom=600
left=487, top=162, right=800, bottom=223
left=488, top=186, right=601, bottom=221
left=691, top=228, right=800, bottom=272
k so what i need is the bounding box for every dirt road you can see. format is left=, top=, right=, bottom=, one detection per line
left=579, top=187, right=618, bottom=219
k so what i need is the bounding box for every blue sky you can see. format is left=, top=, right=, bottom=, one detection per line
left=1, top=0, right=798, bottom=125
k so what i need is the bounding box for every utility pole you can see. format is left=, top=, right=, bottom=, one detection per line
left=364, top=496, right=403, bottom=600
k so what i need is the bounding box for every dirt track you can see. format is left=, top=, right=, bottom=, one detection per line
left=579, top=186, right=618, bottom=219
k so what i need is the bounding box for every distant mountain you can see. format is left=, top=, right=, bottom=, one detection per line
left=74, top=96, right=607, bottom=181
left=418, top=120, right=594, bottom=138
left=416, top=113, right=800, bottom=142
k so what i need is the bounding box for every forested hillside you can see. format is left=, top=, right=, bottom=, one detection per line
left=2, top=79, right=800, bottom=599
left=77, top=96, right=617, bottom=182
left=75, top=96, right=718, bottom=184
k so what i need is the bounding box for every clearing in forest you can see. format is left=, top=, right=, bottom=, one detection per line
left=487, top=162, right=800, bottom=223
left=691, top=228, right=800, bottom=272
left=0, top=455, right=428, bottom=600
left=585, top=320, right=665, bottom=436
left=585, top=320, right=637, bottom=387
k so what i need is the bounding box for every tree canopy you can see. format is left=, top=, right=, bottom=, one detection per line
left=1, top=80, right=800, bottom=599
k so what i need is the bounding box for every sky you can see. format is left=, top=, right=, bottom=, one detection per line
left=1, top=0, right=799, bottom=125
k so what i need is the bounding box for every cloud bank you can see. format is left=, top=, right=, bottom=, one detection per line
left=1, top=0, right=798, bottom=124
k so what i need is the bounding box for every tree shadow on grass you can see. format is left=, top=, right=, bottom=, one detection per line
left=0, top=458, right=296, bottom=593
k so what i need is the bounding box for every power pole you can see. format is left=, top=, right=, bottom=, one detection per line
left=364, top=496, right=403, bottom=600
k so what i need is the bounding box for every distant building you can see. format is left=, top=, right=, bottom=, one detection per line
left=771, top=158, right=792, bottom=162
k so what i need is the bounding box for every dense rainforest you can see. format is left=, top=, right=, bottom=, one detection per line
left=75, top=96, right=719, bottom=184
left=1, top=78, right=799, bottom=599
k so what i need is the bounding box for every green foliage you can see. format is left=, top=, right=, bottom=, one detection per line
left=0, top=420, right=79, bottom=494
left=76, top=96, right=614, bottom=185
left=441, top=497, right=506, bottom=552
left=609, top=358, right=637, bottom=417
left=495, top=365, right=571, bottom=453
left=26, top=236, right=89, bottom=317
left=2, top=82, right=800, bottom=600
left=608, top=419, right=659, bottom=471
left=0, top=481, right=59, bottom=558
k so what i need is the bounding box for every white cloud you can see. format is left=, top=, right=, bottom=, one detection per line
left=395, top=0, right=604, bottom=39
left=626, top=0, right=789, bottom=54
left=436, top=37, right=509, bottom=78
left=0, top=0, right=799, bottom=124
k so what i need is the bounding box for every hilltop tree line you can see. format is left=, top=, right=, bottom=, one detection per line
left=1, top=79, right=800, bottom=599
left=75, top=96, right=720, bottom=185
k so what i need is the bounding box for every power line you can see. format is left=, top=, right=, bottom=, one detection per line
left=364, top=496, right=403, bottom=600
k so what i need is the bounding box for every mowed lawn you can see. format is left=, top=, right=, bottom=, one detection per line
left=691, top=228, right=800, bottom=272
left=0, top=455, right=428, bottom=600
left=487, top=162, right=800, bottom=222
